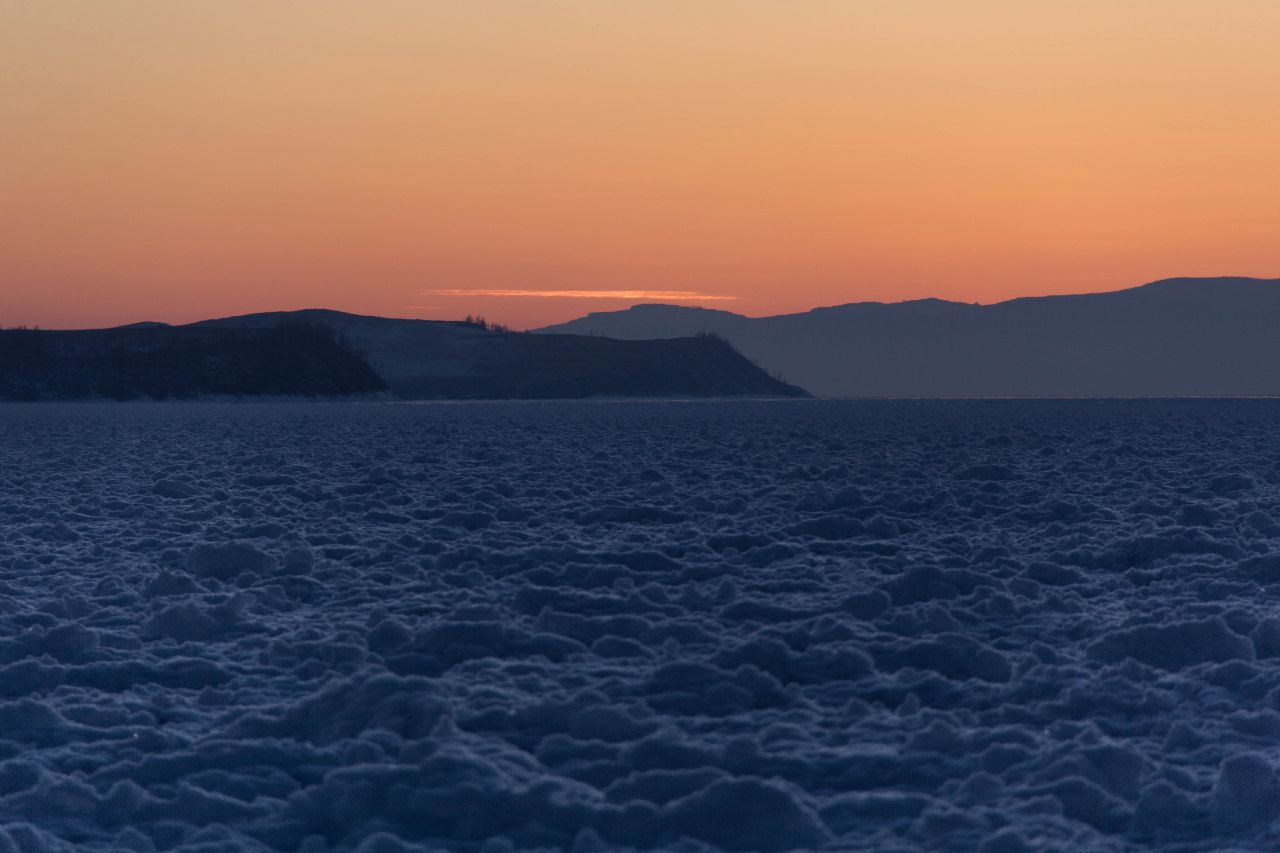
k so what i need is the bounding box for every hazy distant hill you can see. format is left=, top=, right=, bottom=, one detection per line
left=538, top=277, right=1280, bottom=397
left=195, top=310, right=808, bottom=399
left=0, top=323, right=385, bottom=401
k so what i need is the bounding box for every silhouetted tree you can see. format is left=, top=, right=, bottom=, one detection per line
left=460, top=315, right=510, bottom=333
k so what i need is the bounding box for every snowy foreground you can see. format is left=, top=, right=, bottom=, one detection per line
left=3, top=399, right=1280, bottom=853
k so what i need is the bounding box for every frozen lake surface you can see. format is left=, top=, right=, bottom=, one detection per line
left=3, top=399, right=1280, bottom=852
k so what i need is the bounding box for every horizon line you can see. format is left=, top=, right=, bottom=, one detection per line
left=419, top=289, right=739, bottom=302
left=14, top=274, right=1280, bottom=332
left=541, top=274, right=1280, bottom=322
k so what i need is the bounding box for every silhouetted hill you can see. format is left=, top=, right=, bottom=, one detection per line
left=0, top=323, right=386, bottom=401
left=538, top=277, right=1280, bottom=397
left=195, top=311, right=808, bottom=399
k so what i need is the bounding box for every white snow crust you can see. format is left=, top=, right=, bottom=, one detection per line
left=1, top=399, right=1279, bottom=851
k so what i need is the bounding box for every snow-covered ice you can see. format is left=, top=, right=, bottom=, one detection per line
left=2, top=399, right=1280, bottom=851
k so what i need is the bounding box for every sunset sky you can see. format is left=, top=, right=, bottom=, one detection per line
left=3, top=2, right=1278, bottom=329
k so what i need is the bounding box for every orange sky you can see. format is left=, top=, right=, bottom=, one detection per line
left=2, top=2, right=1278, bottom=329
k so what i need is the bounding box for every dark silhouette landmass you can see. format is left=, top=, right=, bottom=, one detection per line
left=0, top=322, right=386, bottom=401
left=0, top=312, right=806, bottom=401
left=196, top=310, right=809, bottom=399
left=538, top=277, right=1280, bottom=397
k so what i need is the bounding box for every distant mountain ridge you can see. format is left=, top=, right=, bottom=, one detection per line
left=537, top=277, right=1280, bottom=397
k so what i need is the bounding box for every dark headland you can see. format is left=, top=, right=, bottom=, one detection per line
left=0, top=322, right=386, bottom=401
left=0, top=311, right=807, bottom=401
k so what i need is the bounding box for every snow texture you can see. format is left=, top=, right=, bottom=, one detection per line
left=2, top=398, right=1280, bottom=851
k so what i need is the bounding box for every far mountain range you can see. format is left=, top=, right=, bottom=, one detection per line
left=539, top=277, right=1280, bottom=398
left=7, top=276, right=1279, bottom=400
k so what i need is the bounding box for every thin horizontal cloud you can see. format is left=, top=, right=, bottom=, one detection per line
left=421, top=289, right=737, bottom=301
